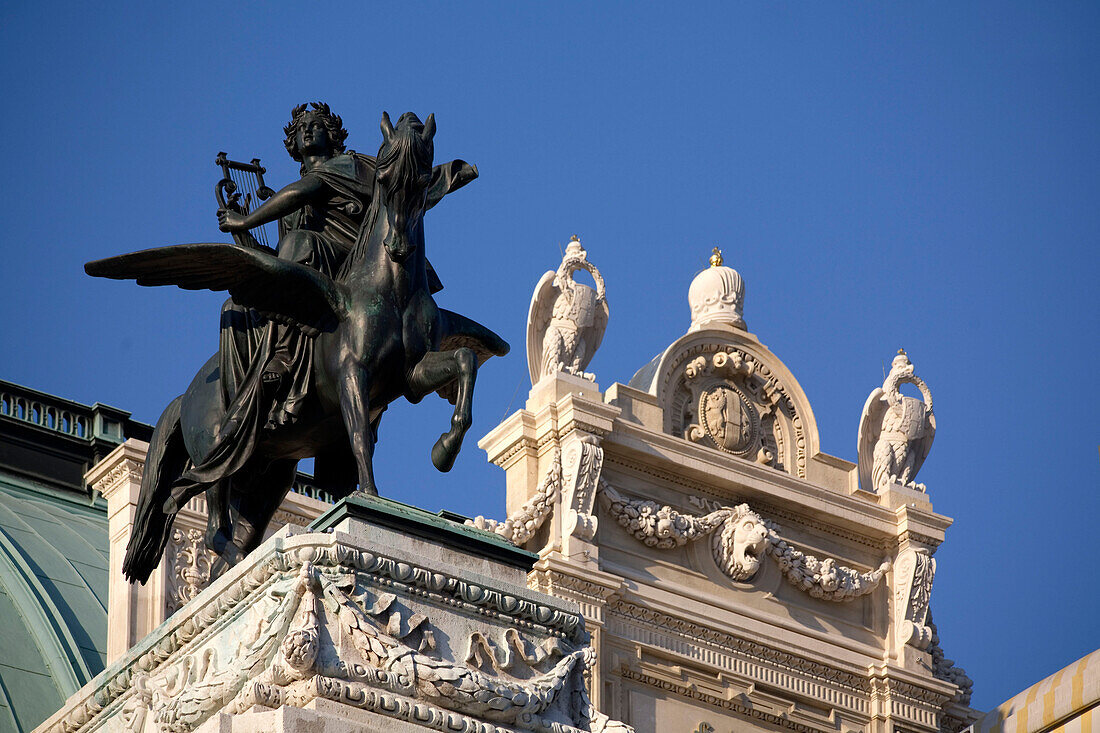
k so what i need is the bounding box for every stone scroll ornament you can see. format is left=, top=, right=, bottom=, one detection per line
left=857, top=349, right=936, bottom=493
left=599, top=487, right=890, bottom=602
left=527, top=236, right=610, bottom=384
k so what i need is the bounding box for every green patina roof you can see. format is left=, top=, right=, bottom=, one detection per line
left=0, top=476, right=109, bottom=733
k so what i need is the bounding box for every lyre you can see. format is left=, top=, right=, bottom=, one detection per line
left=215, top=153, right=280, bottom=252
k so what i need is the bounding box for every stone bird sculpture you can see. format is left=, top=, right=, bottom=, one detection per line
left=857, top=350, right=936, bottom=493
left=526, top=237, right=609, bottom=384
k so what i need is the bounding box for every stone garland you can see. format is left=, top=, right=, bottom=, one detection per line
left=467, top=450, right=563, bottom=545
left=599, top=485, right=889, bottom=602
left=233, top=564, right=592, bottom=728
left=44, top=537, right=591, bottom=733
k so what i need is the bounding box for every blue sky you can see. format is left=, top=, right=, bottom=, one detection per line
left=1, top=1, right=1097, bottom=713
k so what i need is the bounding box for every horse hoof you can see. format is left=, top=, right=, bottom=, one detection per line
left=432, top=433, right=460, bottom=472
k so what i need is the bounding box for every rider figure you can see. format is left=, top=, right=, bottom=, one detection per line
left=194, top=103, right=477, bottom=489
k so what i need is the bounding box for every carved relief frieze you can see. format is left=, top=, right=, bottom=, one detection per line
left=600, top=485, right=889, bottom=601
left=89, top=457, right=144, bottom=498
left=50, top=538, right=629, bottom=733
left=662, top=344, right=808, bottom=477
left=893, top=547, right=935, bottom=650
left=617, top=664, right=864, bottom=733
left=608, top=598, right=873, bottom=697
left=465, top=627, right=569, bottom=672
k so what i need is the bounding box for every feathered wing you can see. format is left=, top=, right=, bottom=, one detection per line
left=525, top=270, right=557, bottom=385
left=579, top=297, right=610, bottom=373
left=85, top=243, right=347, bottom=336
left=910, top=411, right=936, bottom=481
left=435, top=308, right=510, bottom=404
left=856, top=389, right=885, bottom=492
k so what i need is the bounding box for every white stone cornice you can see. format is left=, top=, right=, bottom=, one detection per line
left=84, top=438, right=148, bottom=499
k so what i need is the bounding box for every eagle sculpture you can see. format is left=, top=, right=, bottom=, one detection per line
left=526, top=237, right=609, bottom=384
left=857, top=350, right=936, bottom=493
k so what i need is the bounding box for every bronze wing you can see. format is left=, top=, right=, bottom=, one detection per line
left=85, top=243, right=347, bottom=336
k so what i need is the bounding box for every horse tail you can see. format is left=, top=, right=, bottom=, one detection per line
left=122, top=394, right=189, bottom=584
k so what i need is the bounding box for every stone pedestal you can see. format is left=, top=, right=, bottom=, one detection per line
left=34, top=495, right=630, bottom=733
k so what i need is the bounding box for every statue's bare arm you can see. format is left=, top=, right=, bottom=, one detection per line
left=218, top=175, right=327, bottom=233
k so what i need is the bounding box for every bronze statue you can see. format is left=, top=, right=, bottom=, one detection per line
left=86, top=107, right=508, bottom=583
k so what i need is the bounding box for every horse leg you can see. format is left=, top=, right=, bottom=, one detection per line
left=407, top=347, right=477, bottom=472
left=205, top=478, right=246, bottom=577
left=233, top=459, right=298, bottom=555
left=339, top=364, right=379, bottom=496
left=203, top=479, right=235, bottom=560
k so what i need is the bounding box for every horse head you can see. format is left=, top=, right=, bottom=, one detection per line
left=377, top=111, right=435, bottom=263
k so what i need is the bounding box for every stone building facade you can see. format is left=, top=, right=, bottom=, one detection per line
left=475, top=244, right=979, bottom=733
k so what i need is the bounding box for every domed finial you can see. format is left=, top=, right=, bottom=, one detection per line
left=689, top=248, right=744, bottom=331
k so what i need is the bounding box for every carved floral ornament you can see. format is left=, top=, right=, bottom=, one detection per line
left=661, top=343, right=811, bottom=478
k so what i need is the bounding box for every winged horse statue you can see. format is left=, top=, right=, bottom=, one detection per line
left=85, top=112, right=508, bottom=582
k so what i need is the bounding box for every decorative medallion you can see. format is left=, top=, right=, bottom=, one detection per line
left=700, top=384, right=758, bottom=455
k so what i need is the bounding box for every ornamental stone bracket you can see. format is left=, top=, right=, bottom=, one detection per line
left=33, top=498, right=633, bottom=733
left=561, top=437, right=603, bottom=547
left=892, top=546, right=936, bottom=652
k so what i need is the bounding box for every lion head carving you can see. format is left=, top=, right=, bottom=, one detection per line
left=712, top=506, right=771, bottom=581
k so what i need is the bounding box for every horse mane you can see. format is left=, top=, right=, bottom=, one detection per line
left=337, top=113, right=434, bottom=281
